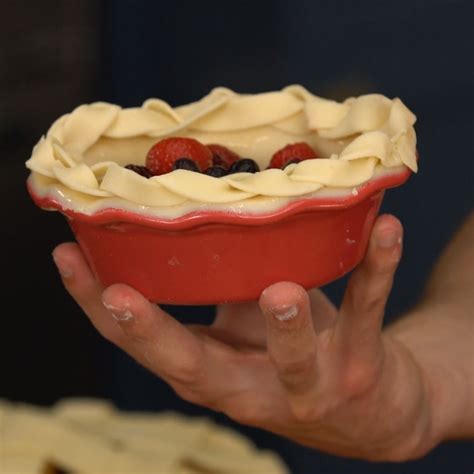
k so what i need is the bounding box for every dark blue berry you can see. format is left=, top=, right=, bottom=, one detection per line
left=205, top=165, right=228, bottom=177
left=283, top=158, right=302, bottom=169
left=125, top=164, right=153, bottom=178
left=229, top=158, right=260, bottom=174
left=172, top=158, right=200, bottom=172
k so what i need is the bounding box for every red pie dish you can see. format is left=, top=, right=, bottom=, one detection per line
left=26, top=86, right=417, bottom=304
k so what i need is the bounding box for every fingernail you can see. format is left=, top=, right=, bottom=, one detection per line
left=102, top=301, right=134, bottom=322
left=270, top=305, right=298, bottom=321
left=52, top=253, right=73, bottom=278
left=377, top=230, right=399, bottom=248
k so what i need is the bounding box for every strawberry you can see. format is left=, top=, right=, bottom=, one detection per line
left=269, top=142, right=318, bottom=169
left=207, top=144, right=240, bottom=169
left=146, top=137, right=213, bottom=176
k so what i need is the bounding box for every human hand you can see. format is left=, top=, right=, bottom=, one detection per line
left=52, top=214, right=436, bottom=461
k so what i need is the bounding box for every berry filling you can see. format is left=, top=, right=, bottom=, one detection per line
left=207, top=144, right=240, bottom=169
left=124, top=164, right=153, bottom=178
left=125, top=139, right=319, bottom=179
left=229, top=158, right=260, bottom=174
left=283, top=158, right=302, bottom=169
left=172, top=158, right=201, bottom=172
left=269, top=142, right=318, bottom=169
left=146, top=137, right=212, bottom=176
left=205, top=165, right=228, bottom=177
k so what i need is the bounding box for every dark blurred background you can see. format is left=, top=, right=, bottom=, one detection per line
left=2, top=0, right=473, bottom=472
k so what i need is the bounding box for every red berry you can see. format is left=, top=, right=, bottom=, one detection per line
left=146, top=137, right=213, bottom=176
left=269, top=142, right=318, bottom=169
left=207, top=144, right=240, bottom=169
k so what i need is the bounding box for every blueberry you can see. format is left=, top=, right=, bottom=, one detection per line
left=125, top=164, right=153, bottom=178
left=229, top=158, right=260, bottom=174
left=205, top=165, right=228, bottom=177
left=283, top=158, right=302, bottom=169
left=172, top=158, right=200, bottom=172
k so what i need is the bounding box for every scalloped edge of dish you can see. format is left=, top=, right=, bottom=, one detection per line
left=27, top=166, right=411, bottom=230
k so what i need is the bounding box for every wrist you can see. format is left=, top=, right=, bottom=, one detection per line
left=372, top=336, right=434, bottom=461
left=386, top=309, right=473, bottom=450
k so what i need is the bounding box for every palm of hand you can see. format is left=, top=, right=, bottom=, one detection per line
left=52, top=214, right=430, bottom=460
left=186, top=290, right=424, bottom=460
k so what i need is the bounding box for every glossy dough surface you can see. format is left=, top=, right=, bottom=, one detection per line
left=26, top=85, right=417, bottom=216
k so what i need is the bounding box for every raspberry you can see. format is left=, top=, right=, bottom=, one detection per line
left=124, top=164, right=153, bottom=178
left=207, top=144, right=240, bottom=169
left=146, top=137, right=213, bottom=176
left=283, top=158, right=301, bottom=169
left=269, top=142, right=318, bottom=169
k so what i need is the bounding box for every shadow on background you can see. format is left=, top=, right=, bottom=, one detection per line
left=2, top=1, right=473, bottom=472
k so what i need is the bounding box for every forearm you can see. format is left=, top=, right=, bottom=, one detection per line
left=387, top=212, right=474, bottom=444
left=422, top=211, right=474, bottom=307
